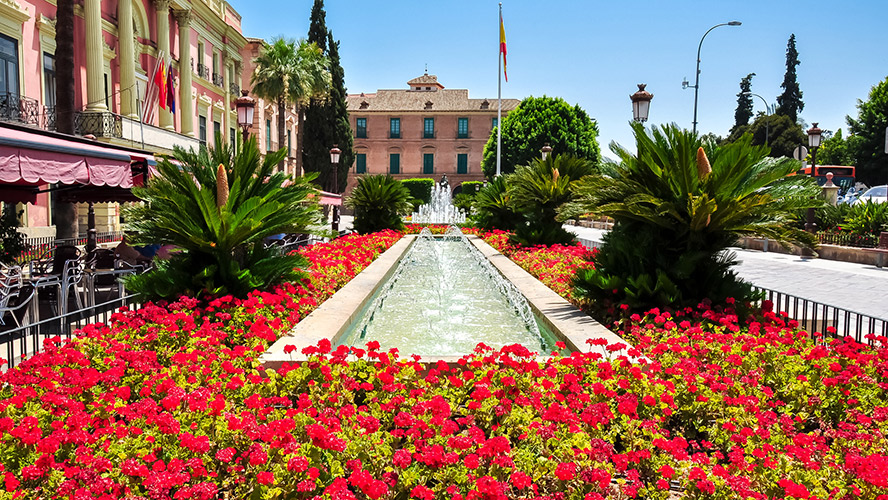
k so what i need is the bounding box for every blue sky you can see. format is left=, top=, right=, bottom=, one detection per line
left=228, top=0, right=887, bottom=158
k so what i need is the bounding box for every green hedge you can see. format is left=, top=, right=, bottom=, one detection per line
left=460, top=181, right=484, bottom=196
left=401, top=178, right=435, bottom=210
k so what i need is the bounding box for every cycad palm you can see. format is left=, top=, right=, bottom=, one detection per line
left=251, top=38, right=330, bottom=171
left=508, top=154, right=596, bottom=245
left=346, top=174, right=412, bottom=234
left=568, top=123, right=823, bottom=313
left=473, top=176, right=520, bottom=231
left=124, top=137, right=321, bottom=299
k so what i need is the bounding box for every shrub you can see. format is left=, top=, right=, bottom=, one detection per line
left=509, top=154, right=595, bottom=246
left=346, top=174, right=412, bottom=234
left=471, top=176, right=522, bottom=231
left=842, top=200, right=888, bottom=236
left=0, top=205, right=27, bottom=265
left=123, top=136, right=320, bottom=299
left=568, top=124, right=823, bottom=317
left=401, top=178, right=434, bottom=211
left=815, top=202, right=851, bottom=231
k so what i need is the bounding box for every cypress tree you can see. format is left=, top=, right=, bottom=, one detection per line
left=302, top=2, right=353, bottom=194
left=776, top=34, right=804, bottom=123
left=732, top=73, right=756, bottom=132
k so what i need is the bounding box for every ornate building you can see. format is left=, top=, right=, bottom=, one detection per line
left=345, top=73, right=519, bottom=194
left=0, top=0, right=248, bottom=236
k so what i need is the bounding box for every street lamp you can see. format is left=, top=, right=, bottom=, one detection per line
left=741, top=91, right=770, bottom=145
left=683, top=21, right=742, bottom=134
left=330, top=145, right=341, bottom=233
left=541, top=143, right=552, bottom=160
left=630, top=84, right=653, bottom=122
left=235, top=90, right=256, bottom=139
left=805, top=122, right=823, bottom=233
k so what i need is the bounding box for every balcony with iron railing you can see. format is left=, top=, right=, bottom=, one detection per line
left=212, top=73, right=224, bottom=87
left=229, top=82, right=240, bottom=95
left=0, top=92, right=42, bottom=128
left=196, top=63, right=210, bottom=80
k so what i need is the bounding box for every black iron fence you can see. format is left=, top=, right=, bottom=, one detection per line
left=74, top=111, right=124, bottom=139
left=817, top=231, right=879, bottom=249
left=752, top=285, right=886, bottom=343
left=16, top=231, right=125, bottom=265
left=1, top=293, right=142, bottom=372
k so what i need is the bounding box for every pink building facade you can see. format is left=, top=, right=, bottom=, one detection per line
left=345, top=73, right=519, bottom=195
left=1, top=0, right=249, bottom=236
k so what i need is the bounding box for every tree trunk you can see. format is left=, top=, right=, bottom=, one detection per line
left=295, top=102, right=304, bottom=177
left=54, top=0, right=78, bottom=239
left=276, top=99, right=286, bottom=172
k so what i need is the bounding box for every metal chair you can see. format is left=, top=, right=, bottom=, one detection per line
left=59, top=258, right=85, bottom=315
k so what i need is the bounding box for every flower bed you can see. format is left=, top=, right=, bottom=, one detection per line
left=1, top=230, right=887, bottom=499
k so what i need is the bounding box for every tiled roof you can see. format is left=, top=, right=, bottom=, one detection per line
left=407, top=73, right=441, bottom=86
left=347, top=89, right=519, bottom=112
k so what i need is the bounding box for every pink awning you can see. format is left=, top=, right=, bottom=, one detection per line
left=0, top=126, right=136, bottom=189
left=318, top=191, right=342, bottom=206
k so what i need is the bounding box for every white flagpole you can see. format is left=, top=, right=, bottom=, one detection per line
left=496, top=2, right=503, bottom=177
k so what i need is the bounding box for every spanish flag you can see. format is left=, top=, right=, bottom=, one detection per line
left=500, top=11, right=508, bottom=82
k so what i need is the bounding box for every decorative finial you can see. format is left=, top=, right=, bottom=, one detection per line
left=424, top=63, right=428, bottom=75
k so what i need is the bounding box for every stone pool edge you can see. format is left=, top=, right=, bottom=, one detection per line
left=260, top=234, right=639, bottom=371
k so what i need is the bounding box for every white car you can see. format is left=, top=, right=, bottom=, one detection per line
left=853, top=185, right=888, bottom=205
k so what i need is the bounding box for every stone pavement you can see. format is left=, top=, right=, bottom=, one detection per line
left=564, top=225, right=888, bottom=320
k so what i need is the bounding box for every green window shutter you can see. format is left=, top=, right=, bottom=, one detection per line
left=356, top=118, right=367, bottom=138
left=424, top=118, right=435, bottom=139
left=390, top=118, right=400, bottom=138
left=356, top=153, right=366, bottom=174
left=389, top=153, right=400, bottom=174
left=423, top=153, right=434, bottom=174
left=491, top=117, right=498, bottom=130
left=457, top=154, right=468, bottom=174
left=458, top=117, right=468, bottom=138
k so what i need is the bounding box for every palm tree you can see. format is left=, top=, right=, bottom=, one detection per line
left=124, top=137, right=321, bottom=299
left=473, top=176, right=520, bottom=231
left=567, top=123, right=823, bottom=313
left=251, top=38, right=330, bottom=172
left=507, top=154, right=596, bottom=245
left=346, top=175, right=412, bottom=234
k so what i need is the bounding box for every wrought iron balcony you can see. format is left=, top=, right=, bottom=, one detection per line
left=212, top=73, right=224, bottom=87
left=196, top=63, right=210, bottom=80
left=74, top=111, right=123, bottom=139
left=229, top=82, right=240, bottom=95
left=0, top=92, right=41, bottom=127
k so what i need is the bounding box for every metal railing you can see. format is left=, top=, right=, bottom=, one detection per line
left=0, top=92, right=41, bottom=127
left=753, top=285, right=888, bottom=343
left=817, top=231, right=879, bottom=249
left=229, top=82, right=240, bottom=96
left=212, top=73, right=224, bottom=87
left=1, top=293, right=142, bottom=371
left=16, top=231, right=125, bottom=265
left=74, top=111, right=124, bottom=139
left=196, top=63, right=210, bottom=80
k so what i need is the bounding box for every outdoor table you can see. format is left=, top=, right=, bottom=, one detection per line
left=82, top=268, right=135, bottom=308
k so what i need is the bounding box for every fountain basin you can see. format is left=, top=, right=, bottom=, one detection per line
left=260, top=234, right=637, bottom=370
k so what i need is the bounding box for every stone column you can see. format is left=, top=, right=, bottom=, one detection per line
left=84, top=0, right=107, bottom=111
left=154, top=0, right=173, bottom=129
left=118, top=0, right=136, bottom=118
left=175, top=10, right=193, bottom=136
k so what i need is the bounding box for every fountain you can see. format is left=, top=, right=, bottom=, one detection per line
left=411, top=176, right=467, bottom=225
left=340, top=226, right=550, bottom=356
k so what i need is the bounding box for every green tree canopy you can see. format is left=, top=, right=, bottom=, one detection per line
left=816, top=129, right=853, bottom=167
left=776, top=34, right=804, bottom=123
left=726, top=113, right=804, bottom=158
left=481, top=96, right=600, bottom=178
left=732, top=73, right=756, bottom=133
left=251, top=38, right=330, bottom=171
left=846, top=77, right=888, bottom=185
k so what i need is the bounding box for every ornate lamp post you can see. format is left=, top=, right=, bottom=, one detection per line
left=234, top=90, right=256, bottom=140
left=630, top=84, right=653, bottom=122
left=805, top=122, right=823, bottom=233
left=682, top=21, right=741, bottom=134
left=541, top=143, right=552, bottom=160
left=330, top=145, right=341, bottom=233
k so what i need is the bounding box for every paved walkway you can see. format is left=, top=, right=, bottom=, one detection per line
left=564, top=225, right=888, bottom=320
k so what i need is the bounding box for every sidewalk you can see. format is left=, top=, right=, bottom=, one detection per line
left=564, top=224, right=888, bottom=320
